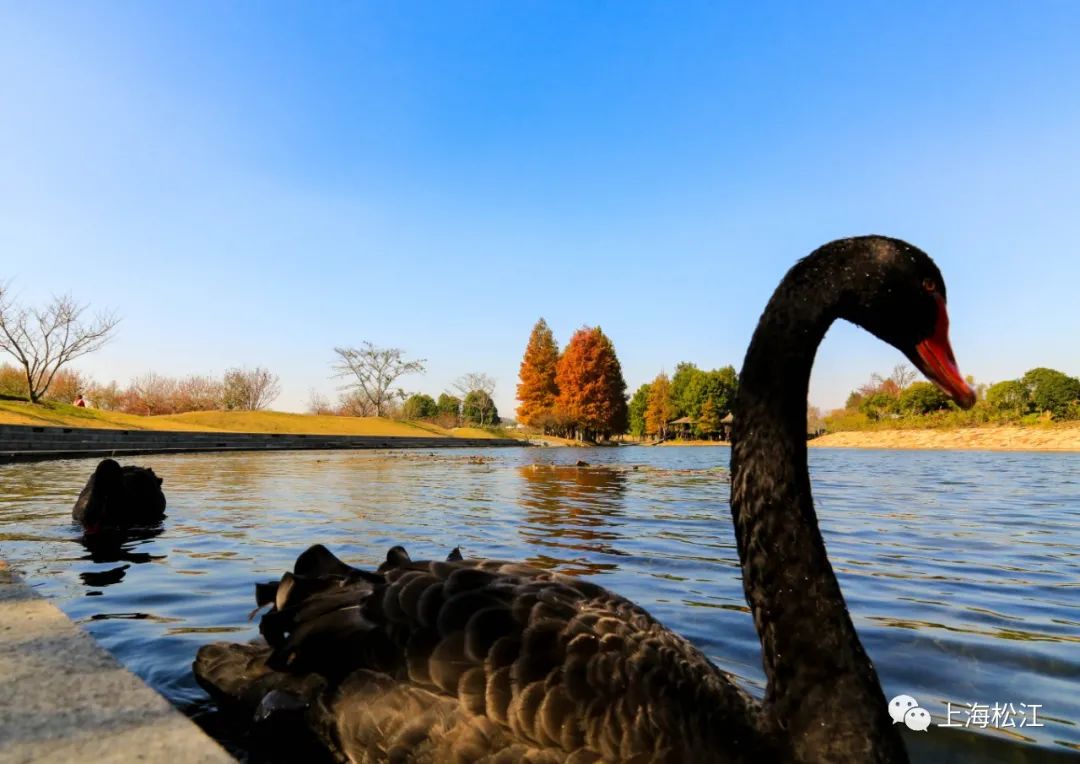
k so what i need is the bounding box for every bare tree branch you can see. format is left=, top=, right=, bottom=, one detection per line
left=890, top=364, right=917, bottom=390
left=452, top=372, right=496, bottom=398
left=332, top=342, right=426, bottom=417
left=0, top=283, right=119, bottom=403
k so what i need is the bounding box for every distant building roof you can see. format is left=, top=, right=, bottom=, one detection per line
left=721, top=413, right=734, bottom=423
left=669, top=416, right=696, bottom=425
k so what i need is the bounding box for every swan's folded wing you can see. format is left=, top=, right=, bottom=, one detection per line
left=223, top=545, right=762, bottom=761
left=331, top=669, right=568, bottom=763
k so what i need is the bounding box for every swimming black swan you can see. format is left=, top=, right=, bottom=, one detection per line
left=72, top=458, right=166, bottom=535
left=194, top=236, right=975, bottom=762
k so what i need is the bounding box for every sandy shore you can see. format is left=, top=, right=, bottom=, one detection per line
left=811, top=424, right=1080, bottom=452
left=617, top=426, right=1080, bottom=452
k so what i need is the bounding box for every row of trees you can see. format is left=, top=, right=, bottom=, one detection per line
left=0, top=363, right=282, bottom=415
left=7, top=283, right=1076, bottom=432
left=516, top=319, right=628, bottom=441
left=0, top=284, right=285, bottom=415
left=400, top=389, right=500, bottom=428
left=310, top=342, right=502, bottom=427
left=985, top=368, right=1080, bottom=420
left=832, top=364, right=1080, bottom=428
left=0, top=286, right=498, bottom=427
left=627, top=362, right=739, bottom=440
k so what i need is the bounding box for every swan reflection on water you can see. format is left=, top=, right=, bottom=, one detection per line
left=76, top=524, right=166, bottom=590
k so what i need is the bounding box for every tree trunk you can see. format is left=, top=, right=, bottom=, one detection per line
left=22, top=365, right=37, bottom=403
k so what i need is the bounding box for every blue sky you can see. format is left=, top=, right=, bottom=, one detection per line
left=2, top=2, right=1078, bottom=416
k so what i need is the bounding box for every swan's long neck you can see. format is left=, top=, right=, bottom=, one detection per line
left=730, top=252, right=908, bottom=761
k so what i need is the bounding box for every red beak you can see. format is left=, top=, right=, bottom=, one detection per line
left=913, top=295, right=976, bottom=409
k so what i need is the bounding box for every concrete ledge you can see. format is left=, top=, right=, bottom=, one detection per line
left=0, top=560, right=234, bottom=763
left=0, top=423, right=526, bottom=463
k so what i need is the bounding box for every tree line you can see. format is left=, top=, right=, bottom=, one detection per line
left=309, top=344, right=501, bottom=428
left=396, top=374, right=501, bottom=429
left=515, top=319, right=628, bottom=441
left=829, top=364, right=1080, bottom=429
left=628, top=362, right=739, bottom=440
left=0, top=363, right=281, bottom=415
left=0, top=285, right=500, bottom=426
left=8, top=284, right=1076, bottom=433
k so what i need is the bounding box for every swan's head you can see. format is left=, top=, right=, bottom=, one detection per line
left=839, top=236, right=976, bottom=409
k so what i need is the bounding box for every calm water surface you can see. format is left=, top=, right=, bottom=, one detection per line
left=0, top=446, right=1077, bottom=763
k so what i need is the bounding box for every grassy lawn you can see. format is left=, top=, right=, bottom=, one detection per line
left=154, top=410, right=451, bottom=436
left=0, top=399, right=220, bottom=430
left=0, top=400, right=511, bottom=438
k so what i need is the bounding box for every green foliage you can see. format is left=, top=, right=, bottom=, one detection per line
left=1021, top=367, right=1080, bottom=419
left=858, top=391, right=899, bottom=421
left=669, top=362, right=700, bottom=418
left=627, top=383, right=651, bottom=438
left=462, top=389, right=499, bottom=426
left=986, top=380, right=1031, bottom=416
left=898, top=381, right=952, bottom=415
left=699, top=366, right=738, bottom=419
left=668, top=362, right=737, bottom=420
left=436, top=393, right=461, bottom=417
left=402, top=393, right=438, bottom=420
left=633, top=361, right=738, bottom=440
left=830, top=365, right=1080, bottom=432
left=824, top=404, right=1000, bottom=432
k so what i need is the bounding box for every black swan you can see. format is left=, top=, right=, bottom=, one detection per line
left=194, top=236, right=975, bottom=762
left=72, top=458, right=166, bottom=535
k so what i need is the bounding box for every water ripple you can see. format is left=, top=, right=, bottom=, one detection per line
left=0, top=446, right=1077, bottom=762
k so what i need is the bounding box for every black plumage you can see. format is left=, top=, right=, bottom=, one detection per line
left=72, top=458, right=166, bottom=534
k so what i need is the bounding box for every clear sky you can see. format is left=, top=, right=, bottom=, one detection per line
left=2, top=2, right=1078, bottom=416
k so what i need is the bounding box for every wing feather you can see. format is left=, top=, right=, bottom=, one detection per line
left=195, top=544, right=770, bottom=762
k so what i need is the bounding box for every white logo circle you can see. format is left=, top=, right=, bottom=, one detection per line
left=888, top=695, right=931, bottom=731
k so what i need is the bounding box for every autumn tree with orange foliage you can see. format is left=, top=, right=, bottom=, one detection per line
left=516, top=318, right=561, bottom=430
left=554, top=326, right=628, bottom=441
left=645, top=371, right=675, bottom=440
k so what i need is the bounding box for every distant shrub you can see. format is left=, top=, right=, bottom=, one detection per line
left=43, top=369, right=95, bottom=404
left=858, top=391, right=899, bottom=421
left=221, top=367, right=280, bottom=411
left=0, top=364, right=27, bottom=398
left=307, top=390, right=334, bottom=415
left=436, top=393, right=461, bottom=422
left=1021, top=368, right=1080, bottom=420
left=986, top=380, right=1031, bottom=417
left=402, top=393, right=438, bottom=420
left=898, top=382, right=952, bottom=415
left=89, top=380, right=125, bottom=411
left=462, top=390, right=499, bottom=426
left=824, top=410, right=874, bottom=432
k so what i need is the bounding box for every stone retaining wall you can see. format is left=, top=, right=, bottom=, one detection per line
left=0, top=560, right=235, bottom=763
left=0, top=424, right=525, bottom=463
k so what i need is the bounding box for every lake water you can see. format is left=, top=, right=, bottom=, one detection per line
left=0, top=446, right=1077, bottom=763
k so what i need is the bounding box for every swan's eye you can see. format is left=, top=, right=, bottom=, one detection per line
left=922, top=278, right=936, bottom=293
